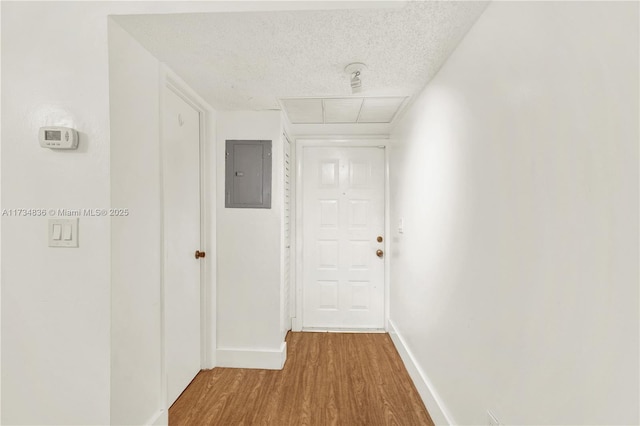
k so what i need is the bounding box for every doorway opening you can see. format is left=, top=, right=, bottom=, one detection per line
left=294, top=140, right=389, bottom=332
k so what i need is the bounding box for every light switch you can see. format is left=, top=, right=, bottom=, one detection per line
left=63, top=224, right=72, bottom=241
left=49, top=218, right=79, bottom=248
left=52, top=224, right=62, bottom=240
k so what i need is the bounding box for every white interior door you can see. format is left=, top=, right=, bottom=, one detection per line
left=302, top=146, right=385, bottom=329
left=163, top=87, right=201, bottom=406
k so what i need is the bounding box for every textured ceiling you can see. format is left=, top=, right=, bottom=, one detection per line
left=114, top=1, right=488, bottom=111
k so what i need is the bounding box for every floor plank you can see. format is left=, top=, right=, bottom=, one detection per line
left=170, top=332, right=434, bottom=425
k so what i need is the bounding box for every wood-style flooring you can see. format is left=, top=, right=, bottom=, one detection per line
left=170, top=332, right=433, bottom=425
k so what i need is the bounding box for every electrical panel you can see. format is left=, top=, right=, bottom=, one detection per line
left=225, top=140, right=272, bottom=209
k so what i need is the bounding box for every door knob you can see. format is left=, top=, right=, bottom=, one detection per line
left=195, top=250, right=206, bottom=259
left=376, top=249, right=384, bottom=258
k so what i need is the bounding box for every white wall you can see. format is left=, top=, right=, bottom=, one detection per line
left=0, top=2, right=230, bottom=424
left=389, top=1, right=639, bottom=425
left=0, top=2, right=415, bottom=423
left=216, top=111, right=286, bottom=368
left=108, top=21, right=164, bottom=426
left=1, top=2, right=5, bottom=422
left=1, top=3, right=113, bottom=423
left=110, top=16, right=220, bottom=426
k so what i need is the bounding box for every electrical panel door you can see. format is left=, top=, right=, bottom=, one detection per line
left=225, top=140, right=272, bottom=208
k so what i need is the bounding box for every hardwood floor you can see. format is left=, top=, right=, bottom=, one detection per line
left=170, top=332, right=433, bottom=425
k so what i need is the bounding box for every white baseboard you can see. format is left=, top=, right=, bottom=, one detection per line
left=146, top=408, right=168, bottom=426
left=216, top=342, right=287, bottom=370
left=302, top=327, right=385, bottom=333
left=388, top=319, right=455, bottom=426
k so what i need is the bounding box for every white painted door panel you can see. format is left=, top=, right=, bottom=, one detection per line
left=302, top=147, right=385, bottom=329
left=163, top=87, right=201, bottom=406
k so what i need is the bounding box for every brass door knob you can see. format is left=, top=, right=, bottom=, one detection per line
left=195, top=250, right=206, bottom=259
left=376, top=249, right=384, bottom=258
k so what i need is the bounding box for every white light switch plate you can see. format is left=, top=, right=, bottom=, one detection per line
left=49, top=218, right=79, bottom=248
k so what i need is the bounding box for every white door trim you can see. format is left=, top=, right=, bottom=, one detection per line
left=282, top=131, right=294, bottom=339
left=293, top=138, right=390, bottom=332
left=159, top=64, right=216, bottom=411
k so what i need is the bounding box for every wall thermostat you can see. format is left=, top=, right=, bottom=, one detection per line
left=39, top=126, right=78, bottom=149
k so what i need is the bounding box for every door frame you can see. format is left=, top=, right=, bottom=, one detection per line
left=282, top=131, right=294, bottom=339
left=292, top=138, right=390, bottom=332
left=159, top=65, right=216, bottom=409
